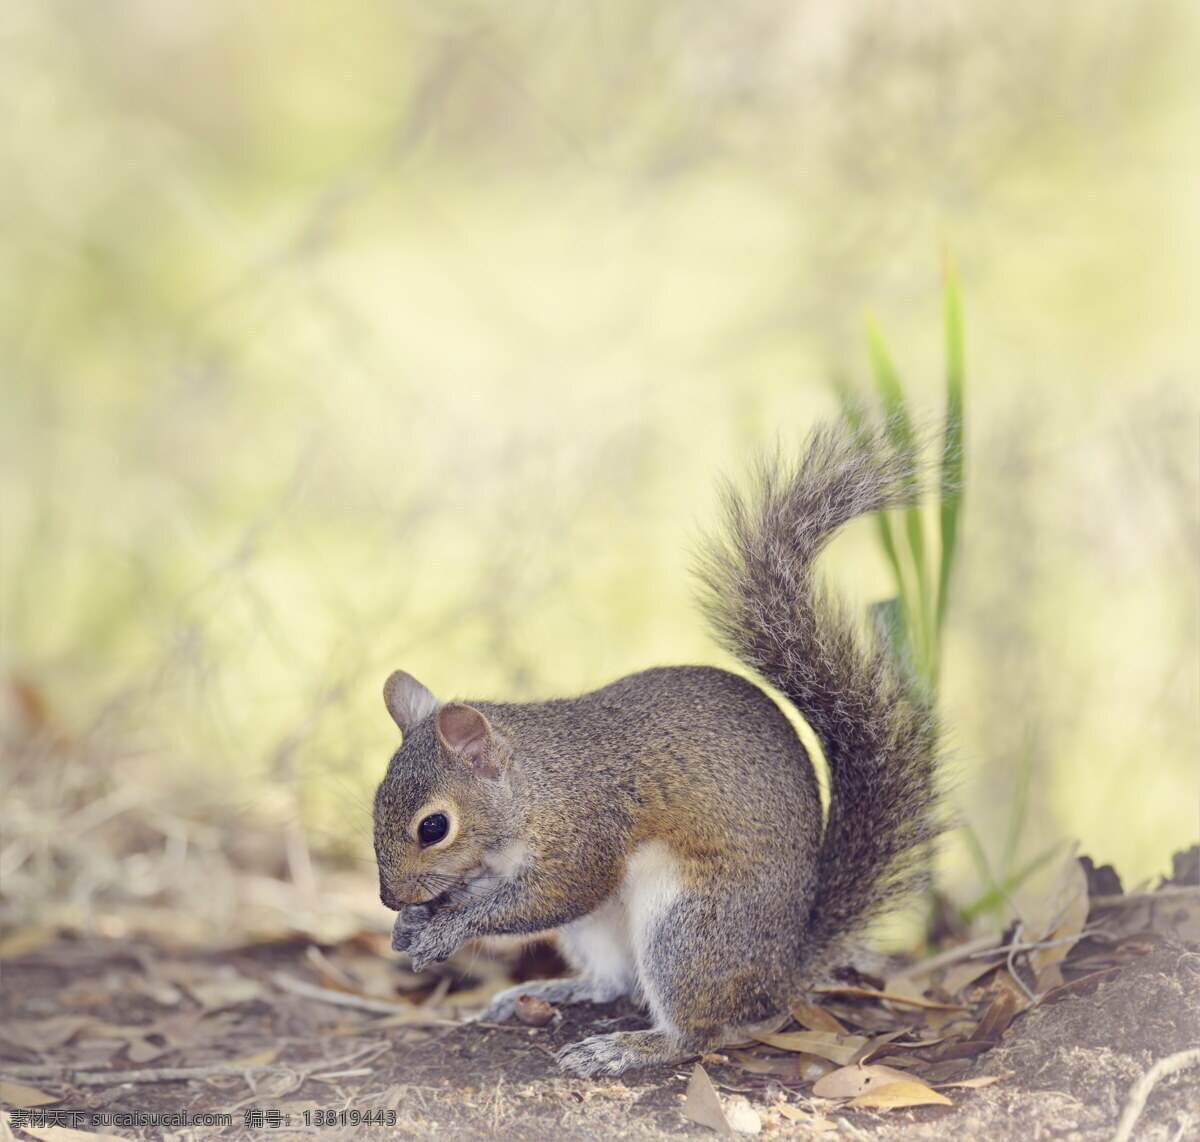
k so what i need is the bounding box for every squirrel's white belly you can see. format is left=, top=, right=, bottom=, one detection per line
left=559, top=841, right=683, bottom=1021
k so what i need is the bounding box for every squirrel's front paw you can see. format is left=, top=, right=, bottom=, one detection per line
left=406, top=910, right=468, bottom=972
left=390, top=902, right=435, bottom=954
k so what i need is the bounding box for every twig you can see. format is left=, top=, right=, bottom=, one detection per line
left=0, top=1045, right=387, bottom=1088
left=1111, top=1048, right=1200, bottom=1142
left=269, top=971, right=457, bottom=1022
left=966, top=926, right=1114, bottom=960
left=0, top=1062, right=299, bottom=1086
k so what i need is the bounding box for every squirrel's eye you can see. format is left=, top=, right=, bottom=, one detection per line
left=418, top=813, right=450, bottom=846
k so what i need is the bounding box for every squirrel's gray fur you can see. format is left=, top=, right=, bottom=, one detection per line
left=373, top=419, right=943, bottom=1077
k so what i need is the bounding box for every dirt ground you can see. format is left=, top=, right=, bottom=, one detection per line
left=2, top=931, right=1198, bottom=1142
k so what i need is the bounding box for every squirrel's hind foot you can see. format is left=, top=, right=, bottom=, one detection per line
left=556, top=1029, right=682, bottom=1077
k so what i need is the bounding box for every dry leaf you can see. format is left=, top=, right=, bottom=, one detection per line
left=789, top=997, right=847, bottom=1033
left=0, top=927, right=57, bottom=959
left=229, top=1047, right=282, bottom=1066
left=0, top=1082, right=62, bottom=1108
left=970, top=975, right=1029, bottom=1041
left=812, top=1063, right=914, bottom=1098
left=816, top=986, right=964, bottom=1012
left=2, top=1114, right=127, bottom=1142
left=0, top=1016, right=90, bottom=1055
left=938, top=954, right=1006, bottom=998
left=751, top=1031, right=868, bottom=1066
left=683, top=1064, right=736, bottom=1138
left=1025, top=846, right=1089, bottom=982
left=729, top=1049, right=835, bottom=1080
left=125, top=1036, right=171, bottom=1064
left=848, top=1081, right=953, bottom=1109
left=921, top=1060, right=972, bottom=1083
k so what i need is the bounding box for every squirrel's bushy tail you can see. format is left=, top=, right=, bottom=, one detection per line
left=697, top=419, right=943, bottom=972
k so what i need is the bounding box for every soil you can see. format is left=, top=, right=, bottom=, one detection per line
left=2, top=936, right=1198, bottom=1142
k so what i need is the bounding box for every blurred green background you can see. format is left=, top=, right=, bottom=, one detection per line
left=1, top=1, right=1196, bottom=941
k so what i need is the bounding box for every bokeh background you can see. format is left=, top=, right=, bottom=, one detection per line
left=2, top=0, right=1197, bottom=948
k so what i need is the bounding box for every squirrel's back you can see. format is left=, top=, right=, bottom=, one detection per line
left=471, top=664, right=822, bottom=882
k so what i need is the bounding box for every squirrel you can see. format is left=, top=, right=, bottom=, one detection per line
left=373, top=419, right=944, bottom=1078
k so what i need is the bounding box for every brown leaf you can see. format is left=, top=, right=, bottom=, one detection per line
left=812, top=1063, right=914, bottom=1098
left=229, top=1047, right=282, bottom=1065
left=1026, top=846, right=1089, bottom=981
left=683, top=1064, right=736, bottom=1138
left=789, top=996, right=847, bottom=1033
left=815, top=985, right=965, bottom=1012
left=920, top=1059, right=972, bottom=1083
left=937, top=955, right=1006, bottom=999
left=729, top=1049, right=835, bottom=1081
left=0, top=926, right=57, bottom=960
left=848, top=1081, right=953, bottom=1109
left=0, top=1016, right=91, bottom=1055
left=2, top=1113, right=127, bottom=1142
left=751, top=1031, right=868, bottom=1066
left=936, top=1074, right=1009, bottom=1089
left=0, top=1082, right=62, bottom=1108
left=970, top=974, right=1029, bottom=1042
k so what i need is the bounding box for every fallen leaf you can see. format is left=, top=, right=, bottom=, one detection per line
left=936, top=1074, right=1008, bottom=1089
left=815, top=986, right=965, bottom=1012
left=848, top=1081, right=953, bottom=1109
left=789, top=997, right=847, bottom=1033
left=970, top=975, right=1029, bottom=1041
left=0, top=1016, right=91, bottom=1054
left=751, top=1031, right=868, bottom=1066
left=0, top=926, right=57, bottom=959
left=683, top=1064, right=736, bottom=1138
left=729, top=1049, right=835, bottom=1080
left=2, top=1114, right=127, bottom=1142
left=1025, top=846, right=1089, bottom=983
left=937, top=954, right=1006, bottom=998
left=812, top=1063, right=914, bottom=1098
left=920, top=1060, right=972, bottom=1083
left=0, top=1082, right=62, bottom=1108
left=228, top=1047, right=281, bottom=1066
left=125, top=1036, right=170, bottom=1064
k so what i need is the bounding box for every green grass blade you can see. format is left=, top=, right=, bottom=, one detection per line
left=865, top=312, right=931, bottom=677
left=937, top=254, right=965, bottom=641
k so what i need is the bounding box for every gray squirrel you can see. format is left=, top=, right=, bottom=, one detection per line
left=373, top=419, right=943, bottom=1077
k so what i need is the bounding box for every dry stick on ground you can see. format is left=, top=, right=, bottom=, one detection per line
left=268, top=972, right=457, bottom=1022
left=1110, top=1047, right=1200, bottom=1142
left=0, top=1047, right=386, bottom=1087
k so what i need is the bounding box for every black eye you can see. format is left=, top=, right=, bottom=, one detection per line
left=418, top=813, right=449, bottom=846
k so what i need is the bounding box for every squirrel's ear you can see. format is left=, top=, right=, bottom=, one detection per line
left=383, top=670, right=442, bottom=735
left=435, top=703, right=501, bottom=780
